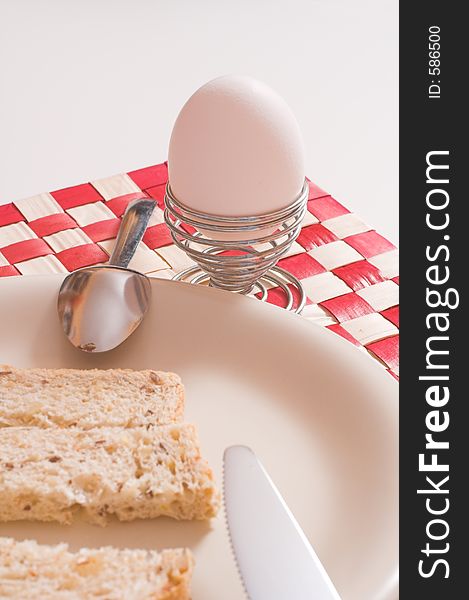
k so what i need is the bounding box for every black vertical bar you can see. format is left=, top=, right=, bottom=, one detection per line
left=400, top=2, right=465, bottom=597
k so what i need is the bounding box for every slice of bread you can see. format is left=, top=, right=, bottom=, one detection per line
left=0, top=424, right=219, bottom=525
left=0, top=537, right=193, bottom=599
left=0, top=366, right=184, bottom=429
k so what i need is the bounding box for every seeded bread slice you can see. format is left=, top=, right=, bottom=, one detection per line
left=0, top=366, right=184, bottom=429
left=0, top=424, right=219, bottom=525
left=0, top=537, right=193, bottom=599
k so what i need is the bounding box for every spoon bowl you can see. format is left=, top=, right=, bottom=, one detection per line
left=57, top=265, right=151, bottom=352
left=57, top=197, right=156, bottom=353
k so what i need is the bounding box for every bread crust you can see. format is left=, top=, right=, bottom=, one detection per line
left=0, top=366, right=184, bottom=429
left=0, top=366, right=217, bottom=596
left=0, top=424, right=219, bottom=525
left=0, top=537, right=193, bottom=599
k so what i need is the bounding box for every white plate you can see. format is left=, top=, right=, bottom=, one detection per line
left=0, top=275, right=398, bottom=600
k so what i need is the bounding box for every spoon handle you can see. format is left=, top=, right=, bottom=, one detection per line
left=109, top=197, right=156, bottom=268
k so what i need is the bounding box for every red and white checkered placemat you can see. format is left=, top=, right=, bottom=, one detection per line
left=0, top=163, right=399, bottom=378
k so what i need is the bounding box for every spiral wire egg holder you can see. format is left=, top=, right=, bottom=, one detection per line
left=164, top=180, right=309, bottom=313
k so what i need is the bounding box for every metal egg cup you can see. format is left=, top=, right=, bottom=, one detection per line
left=164, top=180, right=309, bottom=313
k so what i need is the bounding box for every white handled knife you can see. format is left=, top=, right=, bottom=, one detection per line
left=224, top=445, right=342, bottom=600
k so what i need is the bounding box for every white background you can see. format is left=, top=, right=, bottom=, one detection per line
left=0, top=0, right=398, bottom=242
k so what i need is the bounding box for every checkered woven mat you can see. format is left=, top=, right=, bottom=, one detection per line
left=0, top=163, right=399, bottom=378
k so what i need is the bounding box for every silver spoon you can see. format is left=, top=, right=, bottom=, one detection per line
left=57, top=197, right=156, bottom=352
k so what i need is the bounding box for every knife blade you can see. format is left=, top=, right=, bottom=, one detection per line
left=223, top=445, right=341, bottom=600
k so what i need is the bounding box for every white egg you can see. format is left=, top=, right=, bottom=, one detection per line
left=168, top=75, right=305, bottom=224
